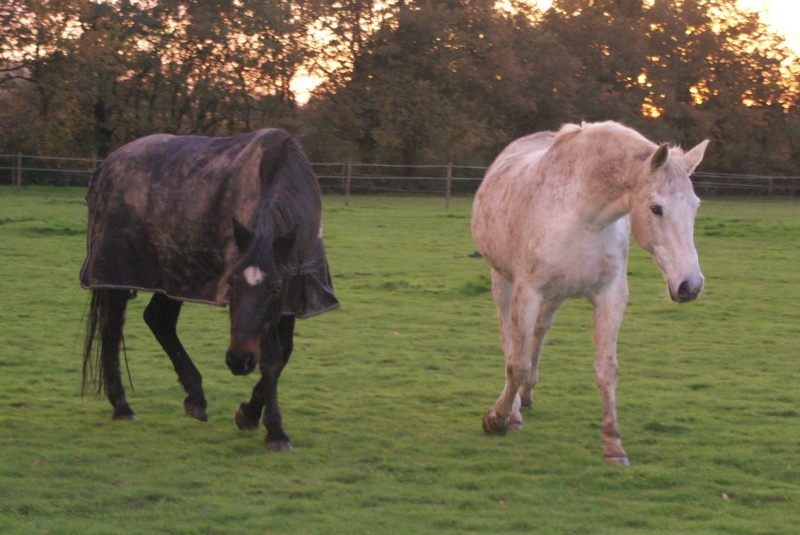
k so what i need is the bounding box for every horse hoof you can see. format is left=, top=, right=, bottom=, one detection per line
left=112, top=405, right=136, bottom=421
left=482, top=409, right=508, bottom=436
left=266, top=440, right=292, bottom=452
left=605, top=455, right=630, bottom=466
left=184, top=401, right=209, bottom=422
left=508, top=413, right=523, bottom=431
left=234, top=406, right=259, bottom=431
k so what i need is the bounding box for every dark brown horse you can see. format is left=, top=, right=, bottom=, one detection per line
left=80, top=129, right=338, bottom=451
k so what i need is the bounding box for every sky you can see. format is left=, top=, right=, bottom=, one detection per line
left=534, top=0, right=799, bottom=53
left=736, top=0, right=800, bottom=53
left=293, top=0, right=799, bottom=101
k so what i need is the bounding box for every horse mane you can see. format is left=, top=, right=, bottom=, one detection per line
left=555, top=121, right=653, bottom=147
left=251, top=131, right=322, bottom=267
left=553, top=121, right=667, bottom=166
left=555, top=122, right=583, bottom=140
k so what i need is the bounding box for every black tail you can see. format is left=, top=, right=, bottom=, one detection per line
left=82, top=289, right=103, bottom=396
left=82, top=289, right=132, bottom=396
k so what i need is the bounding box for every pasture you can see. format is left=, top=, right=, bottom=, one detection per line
left=0, top=186, right=798, bottom=534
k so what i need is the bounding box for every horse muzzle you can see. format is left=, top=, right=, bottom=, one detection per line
left=225, top=348, right=258, bottom=376
left=669, top=275, right=704, bottom=303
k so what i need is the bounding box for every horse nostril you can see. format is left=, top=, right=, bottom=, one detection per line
left=226, top=350, right=256, bottom=375
left=678, top=280, right=690, bottom=297
left=676, top=279, right=701, bottom=302
left=225, top=350, right=237, bottom=372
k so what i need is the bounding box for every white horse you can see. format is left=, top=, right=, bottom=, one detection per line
left=471, top=121, right=709, bottom=465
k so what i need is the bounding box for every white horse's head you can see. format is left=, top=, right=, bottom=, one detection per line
left=629, top=140, right=709, bottom=303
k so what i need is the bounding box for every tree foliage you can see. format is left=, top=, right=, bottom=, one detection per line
left=1, top=0, right=797, bottom=173
left=1, top=0, right=313, bottom=156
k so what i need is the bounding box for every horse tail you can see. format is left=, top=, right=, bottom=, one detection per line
left=82, top=289, right=103, bottom=396
left=82, top=289, right=133, bottom=397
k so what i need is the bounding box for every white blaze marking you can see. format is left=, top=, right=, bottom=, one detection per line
left=243, top=266, right=266, bottom=286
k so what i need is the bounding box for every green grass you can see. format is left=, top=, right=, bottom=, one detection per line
left=1, top=187, right=798, bottom=534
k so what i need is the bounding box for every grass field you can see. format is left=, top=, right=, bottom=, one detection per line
left=0, top=186, right=798, bottom=534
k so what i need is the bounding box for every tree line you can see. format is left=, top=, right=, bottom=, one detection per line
left=1, top=0, right=798, bottom=176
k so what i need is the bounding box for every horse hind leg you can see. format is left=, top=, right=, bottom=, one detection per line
left=93, top=289, right=136, bottom=420
left=143, top=293, right=208, bottom=421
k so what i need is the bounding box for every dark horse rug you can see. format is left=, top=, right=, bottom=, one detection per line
left=79, top=129, right=338, bottom=317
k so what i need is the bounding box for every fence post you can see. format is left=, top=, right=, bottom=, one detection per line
left=344, top=159, right=352, bottom=206
left=15, top=153, right=22, bottom=187
left=445, top=163, right=452, bottom=210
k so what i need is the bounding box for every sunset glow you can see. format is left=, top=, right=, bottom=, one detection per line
left=533, top=0, right=799, bottom=53
left=737, top=0, right=800, bottom=53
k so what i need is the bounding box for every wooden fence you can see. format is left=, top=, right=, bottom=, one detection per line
left=2, top=153, right=800, bottom=202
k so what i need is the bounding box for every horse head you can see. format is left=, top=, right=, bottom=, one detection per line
left=629, top=140, right=709, bottom=303
left=225, top=218, right=297, bottom=375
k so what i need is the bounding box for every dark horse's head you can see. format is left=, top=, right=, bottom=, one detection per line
left=225, top=217, right=296, bottom=376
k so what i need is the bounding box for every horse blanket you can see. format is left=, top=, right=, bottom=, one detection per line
left=79, top=129, right=339, bottom=319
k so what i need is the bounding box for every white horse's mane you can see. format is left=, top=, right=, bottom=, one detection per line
left=556, top=122, right=583, bottom=138
left=555, top=121, right=686, bottom=157
left=556, top=121, right=652, bottom=145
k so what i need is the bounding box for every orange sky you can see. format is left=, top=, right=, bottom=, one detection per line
left=293, top=1, right=799, bottom=101
left=534, top=0, right=799, bottom=53
left=736, top=0, right=800, bottom=53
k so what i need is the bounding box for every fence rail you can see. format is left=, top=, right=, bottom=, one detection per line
left=2, top=154, right=800, bottom=201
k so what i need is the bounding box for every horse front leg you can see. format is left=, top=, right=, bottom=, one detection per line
left=590, top=280, right=630, bottom=466
left=489, top=271, right=528, bottom=431
left=143, top=293, right=208, bottom=421
left=489, top=271, right=515, bottom=427
left=484, top=281, right=541, bottom=435
left=515, top=299, right=564, bottom=419
left=263, top=316, right=295, bottom=451
left=261, top=364, right=291, bottom=451
left=235, top=376, right=265, bottom=431
left=98, top=289, right=135, bottom=420
left=235, top=316, right=295, bottom=451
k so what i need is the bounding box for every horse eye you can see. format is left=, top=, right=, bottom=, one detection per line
left=650, top=205, right=663, bottom=217
left=228, top=274, right=240, bottom=285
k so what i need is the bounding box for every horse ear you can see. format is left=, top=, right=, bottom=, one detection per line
left=232, top=218, right=253, bottom=251
left=273, top=224, right=298, bottom=265
left=682, top=139, right=710, bottom=174
left=650, top=143, right=670, bottom=171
